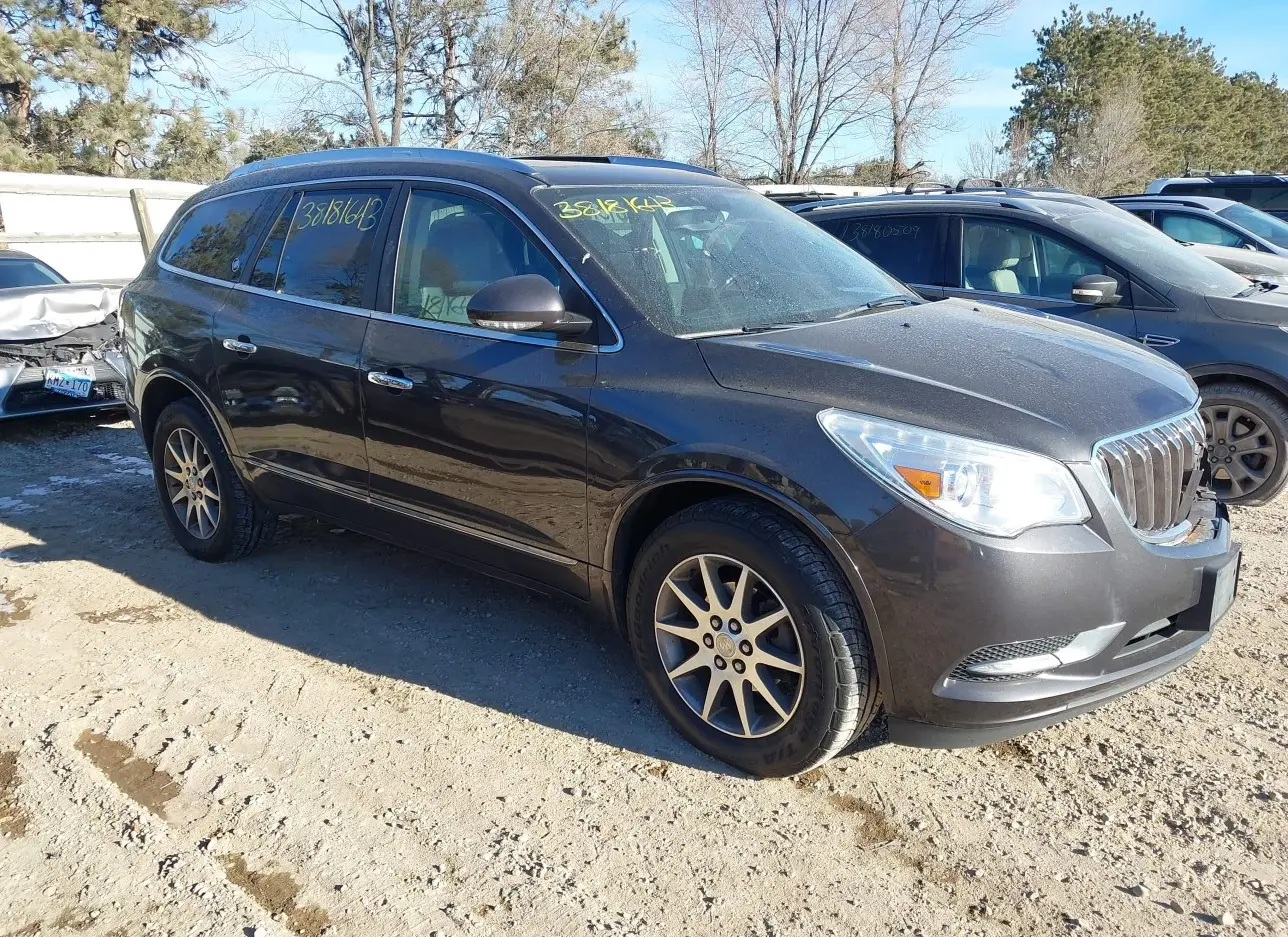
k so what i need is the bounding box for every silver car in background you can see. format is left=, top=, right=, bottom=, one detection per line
left=0, top=250, right=126, bottom=420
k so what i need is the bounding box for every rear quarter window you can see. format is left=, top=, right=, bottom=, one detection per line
left=161, top=191, right=278, bottom=281
left=834, top=216, right=936, bottom=284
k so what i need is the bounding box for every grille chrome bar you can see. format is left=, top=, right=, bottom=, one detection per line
left=1094, top=407, right=1206, bottom=541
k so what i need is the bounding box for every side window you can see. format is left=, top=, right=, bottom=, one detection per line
left=1242, top=185, right=1288, bottom=214
left=1158, top=212, right=1244, bottom=248
left=250, top=187, right=392, bottom=308
left=838, top=216, right=935, bottom=283
left=961, top=219, right=1105, bottom=300
left=392, top=189, right=560, bottom=324
left=161, top=191, right=275, bottom=281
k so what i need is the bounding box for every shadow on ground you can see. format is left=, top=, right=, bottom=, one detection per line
left=0, top=413, right=732, bottom=774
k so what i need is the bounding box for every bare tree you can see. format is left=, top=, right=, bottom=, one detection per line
left=957, top=123, right=1027, bottom=185
left=664, top=0, right=749, bottom=173
left=871, top=0, right=1016, bottom=186
left=729, top=0, right=882, bottom=183
left=1048, top=75, right=1152, bottom=195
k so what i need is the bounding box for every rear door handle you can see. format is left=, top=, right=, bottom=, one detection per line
left=1140, top=334, right=1180, bottom=348
left=222, top=338, right=258, bottom=355
left=367, top=371, right=414, bottom=391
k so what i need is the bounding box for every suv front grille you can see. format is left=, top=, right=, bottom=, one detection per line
left=1094, top=408, right=1206, bottom=540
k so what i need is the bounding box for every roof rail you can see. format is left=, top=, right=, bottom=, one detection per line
left=226, top=146, right=533, bottom=180
left=955, top=177, right=1004, bottom=192
left=1105, top=194, right=1221, bottom=212
left=904, top=182, right=952, bottom=195
left=516, top=154, right=721, bottom=177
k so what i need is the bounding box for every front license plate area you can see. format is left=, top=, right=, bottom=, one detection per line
left=43, top=366, right=95, bottom=399
left=1209, top=551, right=1240, bottom=628
left=1177, top=550, right=1241, bottom=632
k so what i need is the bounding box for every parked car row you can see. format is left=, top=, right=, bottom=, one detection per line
left=111, top=149, right=1250, bottom=777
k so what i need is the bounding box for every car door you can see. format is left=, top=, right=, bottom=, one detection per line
left=359, top=184, right=598, bottom=599
left=944, top=215, right=1138, bottom=338
left=813, top=213, right=947, bottom=299
left=212, top=182, right=400, bottom=525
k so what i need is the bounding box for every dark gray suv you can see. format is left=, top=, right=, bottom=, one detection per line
left=121, top=151, right=1240, bottom=775
left=798, top=187, right=1288, bottom=505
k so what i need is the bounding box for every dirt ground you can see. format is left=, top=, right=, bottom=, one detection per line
left=0, top=412, right=1285, bottom=937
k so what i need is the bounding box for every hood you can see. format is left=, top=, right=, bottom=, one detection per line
left=1206, top=284, right=1288, bottom=325
left=698, top=298, right=1197, bottom=462
left=0, top=283, right=120, bottom=342
left=1189, top=243, right=1288, bottom=278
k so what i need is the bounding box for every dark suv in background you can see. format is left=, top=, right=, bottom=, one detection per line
left=1147, top=174, right=1288, bottom=220
left=122, top=151, right=1239, bottom=776
left=797, top=185, right=1288, bottom=505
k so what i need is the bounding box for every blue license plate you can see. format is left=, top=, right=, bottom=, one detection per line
left=43, top=366, right=95, bottom=399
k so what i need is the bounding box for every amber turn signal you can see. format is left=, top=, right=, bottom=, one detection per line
left=895, top=465, right=943, bottom=500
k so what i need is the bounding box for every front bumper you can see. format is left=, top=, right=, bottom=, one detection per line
left=0, top=354, right=127, bottom=421
left=852, top=462, right=1238, bottom=747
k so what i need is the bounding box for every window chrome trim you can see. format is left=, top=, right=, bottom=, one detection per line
left=244, top=456, right=580, bottom=567
left=154, top=173, right=624, bottom=352
left=157, top=258, right=376, bottom=319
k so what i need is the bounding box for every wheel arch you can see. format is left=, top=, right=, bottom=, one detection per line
left=602, top=469, right=892, bottom=698
left=1189, top=364, right=1288, bottom=405
left=138, top=368, right=236, bottom=458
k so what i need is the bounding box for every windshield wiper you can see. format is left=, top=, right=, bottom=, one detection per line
left=739, top=322, right=810, bottom=333
left=830, top=294, right=921, bottom=319
left=1235, top=280, right=1278, bottom=297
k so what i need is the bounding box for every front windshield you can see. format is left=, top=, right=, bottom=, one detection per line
left=1063, top=209, right=1251, bottom=297
left=1219, top=203, right=1288, bottom=250
left=533, top=185, right=911, bottom=336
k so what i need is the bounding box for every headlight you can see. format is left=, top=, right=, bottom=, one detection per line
left=817, top=409, right=1090, bottom=537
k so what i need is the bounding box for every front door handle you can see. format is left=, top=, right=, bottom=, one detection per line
left=222, top=338, right=258, bottom=355
left=1140, top=334, right=1181, bottom=348
left=367, top=371, right=414, bottom=391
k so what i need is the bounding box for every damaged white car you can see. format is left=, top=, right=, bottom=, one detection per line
left=0, top=250, right=126, bottom=420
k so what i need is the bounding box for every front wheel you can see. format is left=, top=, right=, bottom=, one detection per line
left=1199, top=383, right=1288, bottom=506
left=626, top=498, right=879, bottom=777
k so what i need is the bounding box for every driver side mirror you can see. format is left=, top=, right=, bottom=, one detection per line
left=467, top=275, right=592, bottom=337
left=1070, top=274, right=1121, bottom=307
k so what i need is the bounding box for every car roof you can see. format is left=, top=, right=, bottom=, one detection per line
left=0, top=249, right=42, bottom=262
left=220, top=147, right=729, bottom=190
left=792, top=189, right=1102, bottom=219
left=1106, top=194, right=1238, bottom=211
left=1147, top=174, right=1288, bottom=192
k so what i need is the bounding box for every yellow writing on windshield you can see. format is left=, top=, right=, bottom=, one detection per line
left=296, top=195, right=384, bottom=232
left=554, top=196, right=675, bottom=219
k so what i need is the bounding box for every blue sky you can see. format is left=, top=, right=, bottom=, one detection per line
left=215, top=0, right=1286, bottom=176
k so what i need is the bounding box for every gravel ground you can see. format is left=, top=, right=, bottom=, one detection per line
left=1, top=412, right=1285, bottom=937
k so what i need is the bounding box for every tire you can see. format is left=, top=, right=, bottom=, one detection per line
left=150, top=398, right=276, bottom=561
left=1199, top=382, right=1288, bottom=507
left=626, top=497, right=879, bottom=777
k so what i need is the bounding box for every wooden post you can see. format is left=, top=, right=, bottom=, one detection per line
left=130, top=188, right=156, bottom=254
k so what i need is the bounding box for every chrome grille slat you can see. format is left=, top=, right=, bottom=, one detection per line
left=1094, top=409, right=1206, bottom=540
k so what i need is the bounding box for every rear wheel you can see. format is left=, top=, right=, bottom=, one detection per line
left=626, top=498, right=879, bottom=777
left=1199, top=383, right=1288, bottom=506
left=150, top=399, right=276, bottom=561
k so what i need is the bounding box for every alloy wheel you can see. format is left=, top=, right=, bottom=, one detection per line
left=1200, top=403, right=1279, bottom=500
left=653, top=554, right=805, bottom=739
left=162, top=427, right=221, bottom=539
